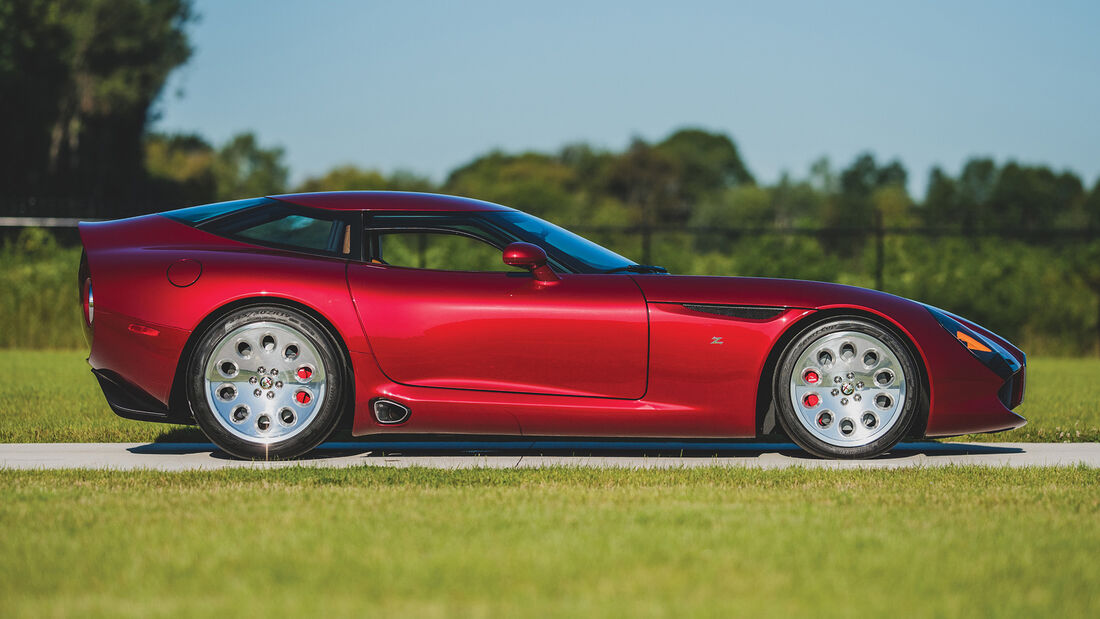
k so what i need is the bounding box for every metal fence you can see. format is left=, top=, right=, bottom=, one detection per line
left=571, top=218, right=1099, bottom=290
left=4, top=213, right=1097, bottom=292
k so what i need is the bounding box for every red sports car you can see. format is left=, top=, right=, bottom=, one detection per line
left=77, top=191, right=1026, bottom=459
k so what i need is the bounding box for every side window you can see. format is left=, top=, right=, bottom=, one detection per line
left=237, top=215, right=339, bottom=252
left=210, top=204, right=353, bottom=257
left=378, top=231, right=513, bottom=272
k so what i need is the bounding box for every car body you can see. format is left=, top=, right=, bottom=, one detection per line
left=77, top=191, right=1026, bottom=459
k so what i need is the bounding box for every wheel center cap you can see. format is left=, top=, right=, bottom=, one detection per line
left=841, top=382, right=855, bottom=395
left=259, top=376, right=274, bottom=389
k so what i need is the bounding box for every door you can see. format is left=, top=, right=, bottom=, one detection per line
left=346, top=225, right=649, bottom=399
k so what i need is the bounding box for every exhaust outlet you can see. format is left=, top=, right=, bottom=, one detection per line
left=372, top=398, right=410, bottom=424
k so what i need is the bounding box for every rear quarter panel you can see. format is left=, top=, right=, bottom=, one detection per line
left=80, top=216, right=368, bottom=406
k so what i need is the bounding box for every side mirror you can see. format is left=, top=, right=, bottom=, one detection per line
left=503, top=242, right=558, bottom=282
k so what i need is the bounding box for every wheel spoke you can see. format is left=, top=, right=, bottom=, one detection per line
left=204, top=321, right=327, bottom=444
left=789, top=330, right=907, bottom=447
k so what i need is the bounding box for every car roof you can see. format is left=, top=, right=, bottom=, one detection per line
left=268, top=191, right=514, bottom=213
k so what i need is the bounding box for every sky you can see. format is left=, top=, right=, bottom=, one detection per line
left=154, top=0, right=1100, bottom=196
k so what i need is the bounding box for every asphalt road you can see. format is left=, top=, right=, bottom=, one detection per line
left=1, top=440, right=1098, bottom=471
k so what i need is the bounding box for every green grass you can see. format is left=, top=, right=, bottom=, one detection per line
left=0, top=466, right=1097, bottom=617
left=0, top=349, right=195, bottom=443
left=0, top=232, right=86, bottom=349
left=956, top=358, right=1100, bottom=443
left=1, top=349, right=1097, bottom=443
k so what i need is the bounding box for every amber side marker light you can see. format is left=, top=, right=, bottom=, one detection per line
left=956, top=331, right=992, bottom=353
left=128, top=324, right=160, bottom=337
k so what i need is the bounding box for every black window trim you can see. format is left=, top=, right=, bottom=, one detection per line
left=198, top=200, right=362, bottom=261
left=362, top=211, right=575, bottom=273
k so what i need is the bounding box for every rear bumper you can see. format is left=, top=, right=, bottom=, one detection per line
left=92, top=369, right=192, bottom=425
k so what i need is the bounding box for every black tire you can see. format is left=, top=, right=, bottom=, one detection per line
left=186, top=305, right=346, bottom=460
left=774, top=318, right=920, bottom=459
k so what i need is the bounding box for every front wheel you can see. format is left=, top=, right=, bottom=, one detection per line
left=186, top=305, right=346, bottom=460
left=774, top=318, right=920, bottom=459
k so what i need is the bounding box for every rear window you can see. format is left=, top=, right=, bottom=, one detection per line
left=236, top=214, right=338, bottom=252
left=162, top=197, right=271, bottom=225
left=203, top=202, right=357, bottom=258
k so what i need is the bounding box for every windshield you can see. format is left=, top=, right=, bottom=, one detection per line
left=481, top=211, right=637, bottom=273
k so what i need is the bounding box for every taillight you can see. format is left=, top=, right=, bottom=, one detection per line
left=83, top=279, right=94, bottom=326
left=78, top=249, right=94, bottom=346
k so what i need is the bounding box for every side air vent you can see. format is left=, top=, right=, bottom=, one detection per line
left=682, top=304, right=785, bottom=320
left=372, top=399, right=411, bottom=424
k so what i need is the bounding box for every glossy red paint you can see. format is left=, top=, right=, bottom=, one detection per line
left=79, top=214, right=370, bottom=404
left=502, top=242, right=558, bottom=282
left=166, top=258, right=202, bottom=287
left=78, top=191, right=1025, bottom=443
left=347, top=266, right=648, bottom=399
left=630, top=274, right=1025, bottom=436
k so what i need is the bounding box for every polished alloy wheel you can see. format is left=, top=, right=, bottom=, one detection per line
left=788, top=330, right=907, bottom=447
left=203, top=321, right=327, bottom=444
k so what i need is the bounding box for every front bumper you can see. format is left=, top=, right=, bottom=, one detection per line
left=921, top=305, right=1027, bottom=437
left=998, top=366, right=1026, bottom=410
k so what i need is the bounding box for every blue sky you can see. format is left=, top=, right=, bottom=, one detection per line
left=155, top=0, right=1100, bottom=195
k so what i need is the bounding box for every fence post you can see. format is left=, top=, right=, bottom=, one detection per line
left=874, top=210, right=885, bottom=290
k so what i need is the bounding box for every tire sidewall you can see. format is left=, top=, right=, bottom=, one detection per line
left=187, top=305, right=345, bottom=460
left=774, top=318, right=920, bottom=459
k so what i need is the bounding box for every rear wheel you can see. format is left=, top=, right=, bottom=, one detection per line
left=186, top=305, right=345, bottom=460
left=774, top=318, right=919, bottom=459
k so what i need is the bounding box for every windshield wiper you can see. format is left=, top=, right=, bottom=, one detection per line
left=601, top=264, right=668, bottom=274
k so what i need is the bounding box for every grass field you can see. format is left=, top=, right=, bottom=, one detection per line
left=1, top=466, right=1096, bottom=617
left=0, top=350, right=1096, bottom=444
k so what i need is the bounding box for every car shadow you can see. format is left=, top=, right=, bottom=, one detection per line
left=128, top=439, right=1025, bottom=461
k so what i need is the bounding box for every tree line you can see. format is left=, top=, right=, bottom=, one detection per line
left=2, top=0, right=1099, bottom=353
left=3, top=1, right=1099, bottom=231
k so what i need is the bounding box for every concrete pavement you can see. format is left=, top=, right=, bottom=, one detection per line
left=1, top=440, right=1098, bottom=471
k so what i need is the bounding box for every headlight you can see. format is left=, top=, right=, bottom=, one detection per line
left=925, top=305, right=1020, bottom=379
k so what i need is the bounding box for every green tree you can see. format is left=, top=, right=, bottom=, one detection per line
left=771, top=172, right=826, bottom=227
left=297, top=165, right=385, bottom=193
left=829, top=153, right=908, bottom=224
left=989, top=163, right=1084, bottom=230
left=558, top=142, right=616, bottom=197
left=445, top=150, right=581, bottom=220
left=691, top=185, right=773, bottom=227
left=1085, top=179, right=1100, bottom=230
left=652, top=128, right=754, bottom=221
left=295, top=165, right=434, bottom=193
left=823, top=152, right=910, bottom=250
left=212, top=132, right=288, bottom=200
left=0, top=0, right=193, bottom=211
left=872, top=184, right=914, bottom=226
left=144, top=132, right=216, bottom=206
left=1072, top=240, right=1100, bottom=354
left=922, top=166, right=956, bottom=228
left=956, top=158, right=998, bottom=230
left=604, top=138, right=678, bottom=223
